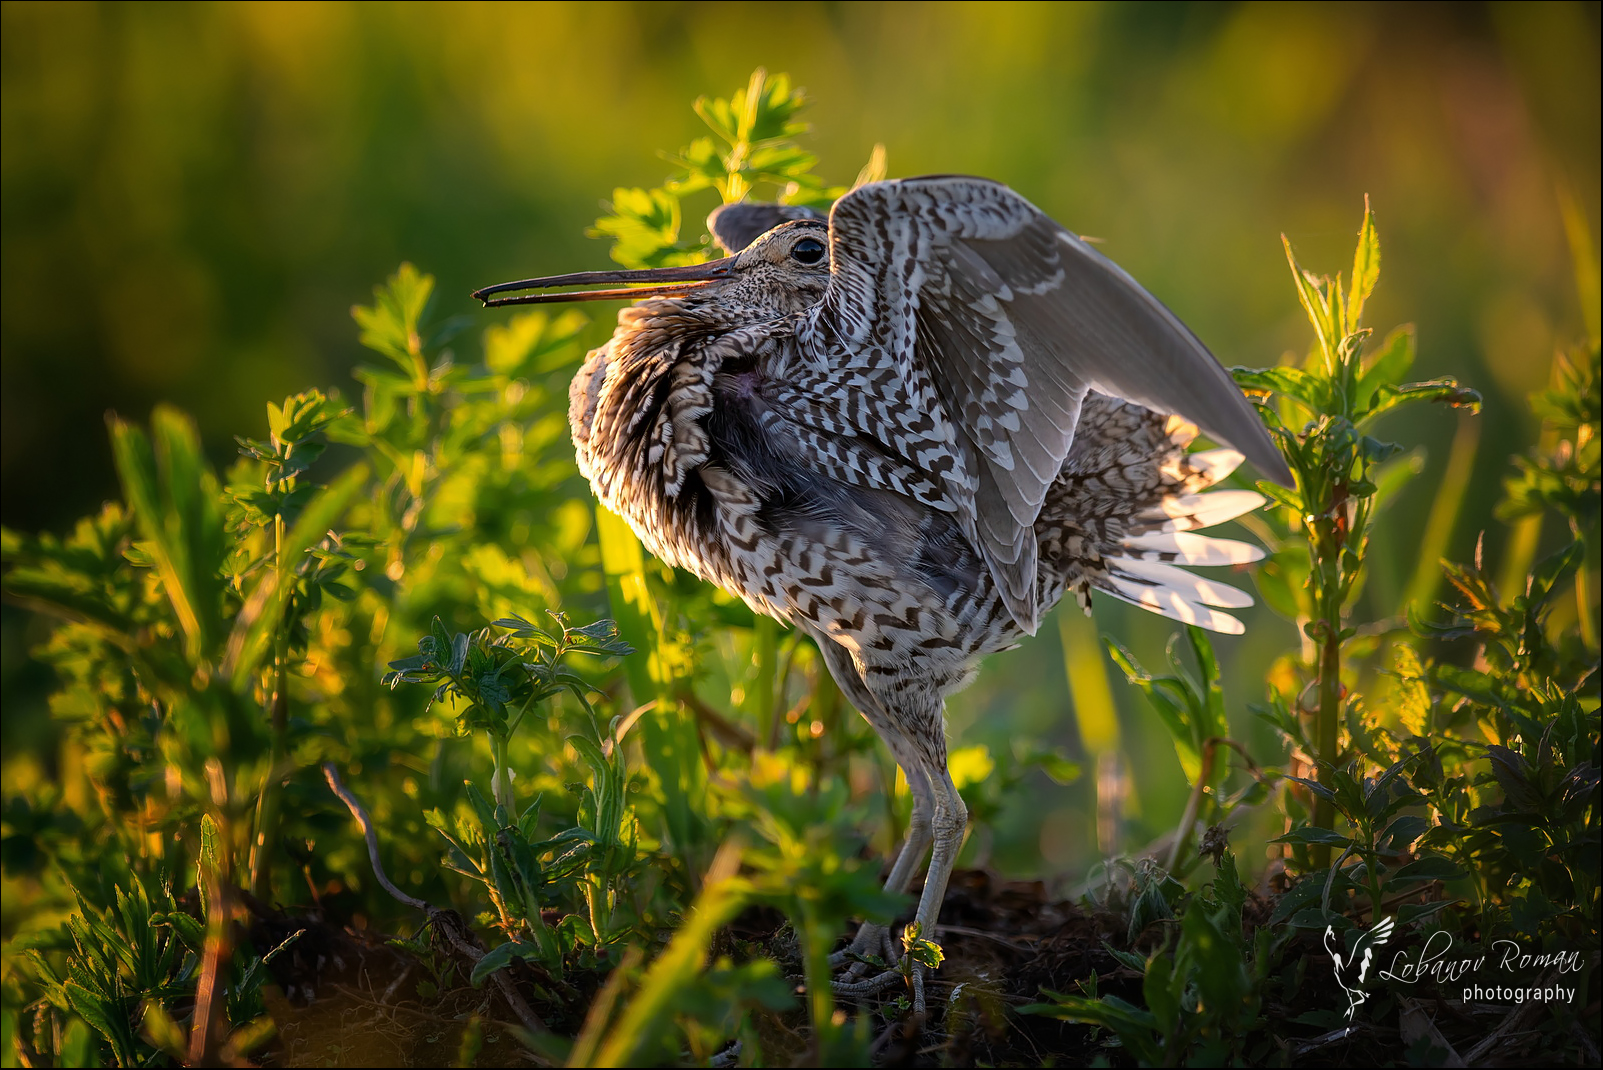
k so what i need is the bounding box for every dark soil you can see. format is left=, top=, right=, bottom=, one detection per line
left=244, top=870, right=1601, bottom=1067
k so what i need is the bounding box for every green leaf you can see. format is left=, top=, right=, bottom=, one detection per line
left=483, top=308, right=589, bottom=377
left=1354, top=325, right=1414, bottom=413
left=225, top=462, right=370, bottom=686
left=151, top=911, right=205, bottom=954
left=1272, top=826, right=1353, bottom=848
left=464, top=781, right=499, bottom=833
left=1105, top=638, right=1205, bottom=781
left=1285, top=775, right=1337, bottom=803
left=1184, top=625, right=1228, bottom=774
left=590, top=187, right=697, bottom=270
left=351, top=263, right=434, bottom=373
left=109, top=406, right=227, bottom=663
left=1232, top=365, right=1332, bottom=412
left=65, top=981, right=130, bottom=1061
left=1366, top=378, right=1482, bottom=421
left=1347, top=197, right=1380, bottom=332
left=1103, top=943, right=1150, bottom=973
left=1389, top=855, right=1465, bottom=883
left=1380, top=814, right=1430, bottom=850
left=1525, top=540, right=1584, bottom=609
left=1142, top=952, right=1180, bottom=1031
left=198, top=813, right=221, bottom=920
left=589, top=865, right=752, bottom=1068
left=901, top=924, right=944, bottom=970
left=1485, top=745, right=1545, bottom=812
left=1213, top=851, right=1248, bottom=921
left=1283, top=236, right=1337, bottom=364
left=469, top=941, right=539, bottom=987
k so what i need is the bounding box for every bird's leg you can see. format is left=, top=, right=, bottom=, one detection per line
left=839, top=761, right=960, bottom=1015
left=811, top=635, right=938, bottom=976
left=834, top=761, right=933, bottom=974
left=882, top=768, right=935, bottom=898
left=913, top=764, right=967, bottom=940
left=901, top=763, right=965, bottom=1019
left=812, top=637, right=962, bottom=1020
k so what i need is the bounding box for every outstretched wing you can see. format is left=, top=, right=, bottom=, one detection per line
left=799, top=176, right=1291, bottom=631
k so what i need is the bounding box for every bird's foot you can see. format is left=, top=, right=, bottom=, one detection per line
left=829, top=922, right=937, bottom=1018
left=828, top=922, right=899, bottom=976
left=831, top=968, right=904, bottom=999
left=830, top=923, right=908, bottom=1006
left=830, top=962, right=927, bottom=1018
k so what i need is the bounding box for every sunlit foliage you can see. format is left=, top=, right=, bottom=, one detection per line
left=1, top=64, right=1598, bottom=1068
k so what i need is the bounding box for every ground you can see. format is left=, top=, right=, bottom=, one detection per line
left=245, top=867, right=1600, bottom=1067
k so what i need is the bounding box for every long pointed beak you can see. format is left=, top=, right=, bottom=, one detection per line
left=472, top=257, right=736, bottom=307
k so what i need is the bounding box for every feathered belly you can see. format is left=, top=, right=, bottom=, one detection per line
left=568, top=335, right=992, bottom=665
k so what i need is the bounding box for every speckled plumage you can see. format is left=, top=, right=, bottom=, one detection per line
left=503, top=176, right=1289, bottom=986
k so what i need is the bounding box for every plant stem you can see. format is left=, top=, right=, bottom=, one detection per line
left=1167, top=739, right=1218, bottom=877
left=250, top=509, right=291, bottom=898
left=752, top=614, right=778, bottom=747
left=188, top=844, right=232, bottom=1064
left=799, top=900, right=836, bottom=1056
left=1313, top=620, right=1342, bottom=866
left=1574, top=520, right=1597, bottom=649
left=1309, top=468, right=1348, bottom=868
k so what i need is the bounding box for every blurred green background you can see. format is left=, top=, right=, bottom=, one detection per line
left=2, top=1, right=1598, bottom=879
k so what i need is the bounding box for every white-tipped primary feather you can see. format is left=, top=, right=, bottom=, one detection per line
left=1102, top=574, right=1248, bottom=634
left=1139, top=489, right=1266, bottom=533
left=1122, top=531, right=1265, bottom=566
left=1184, top=448, right=1245, bottom=485
left=1111, top=556, right=1256, bottom=608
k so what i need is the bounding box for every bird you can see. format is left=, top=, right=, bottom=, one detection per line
left=1325, top=917, right=1396, bottom=1022
left=474, top=176, right=1293, bottom=1002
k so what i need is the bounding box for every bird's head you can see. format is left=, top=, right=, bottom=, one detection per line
left=471, top=219, right=832, bottom=319
left=720, top=220, right=832, bottom=313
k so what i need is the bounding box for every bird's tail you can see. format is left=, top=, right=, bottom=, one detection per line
left=1038, top=394, right=1269, bottom=634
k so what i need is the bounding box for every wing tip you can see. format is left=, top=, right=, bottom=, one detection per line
left=1122, top=531, right=1267, bottom=566
left=1244, top=443, right=1295, bottom=487
left=1099, top=580, right=1248, bottom=635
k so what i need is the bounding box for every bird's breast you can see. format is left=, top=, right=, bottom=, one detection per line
left=567, top=310, right=790, bottom=612
left=567, top=306, right=993, bottom=659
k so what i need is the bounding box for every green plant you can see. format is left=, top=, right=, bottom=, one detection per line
left=1029, top=851, right=1281, bottom=1066
left=1106, top=626, right=1272, bottom=879
left=1236, top=202, right=1480, bottom=867
left=1029, top=201, right=1598, bottom=1067
left=2, top=68, right=1596, bottom=1070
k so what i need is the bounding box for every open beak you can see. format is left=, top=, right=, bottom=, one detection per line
left=472, top=256, right=736, bottom=307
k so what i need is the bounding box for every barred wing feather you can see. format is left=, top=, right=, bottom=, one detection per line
left=807, top=176, right=1291, bottom=632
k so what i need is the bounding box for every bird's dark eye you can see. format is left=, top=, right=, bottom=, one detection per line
left=791, top=237, right=827, bottom=265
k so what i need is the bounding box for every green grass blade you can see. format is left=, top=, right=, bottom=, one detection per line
left=580, top=842, right=749, bottom=1068
left=595, top=505, right=706, bottom=853
left=1402, top=413, right=1480, bottom=614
